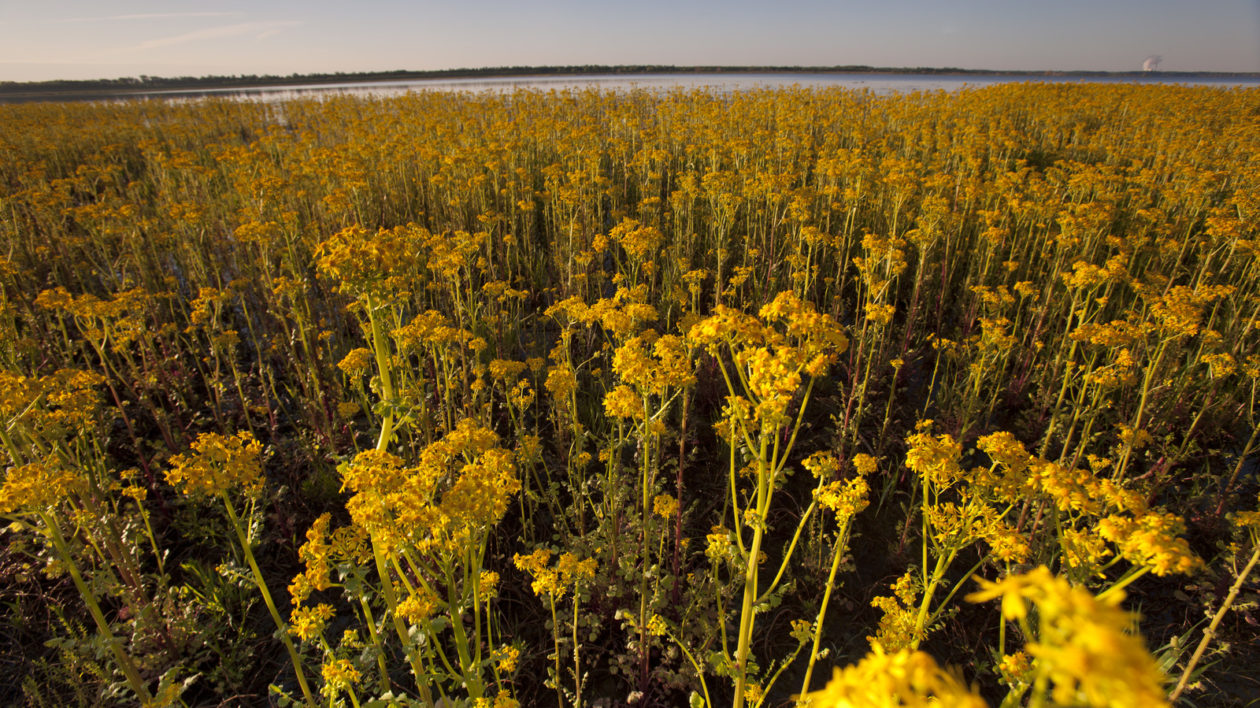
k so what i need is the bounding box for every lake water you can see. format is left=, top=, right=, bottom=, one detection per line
left=143, top=71, right=1260, bottom=101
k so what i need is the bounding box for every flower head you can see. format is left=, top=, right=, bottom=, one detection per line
left=166, top=431, right=264, bottom=498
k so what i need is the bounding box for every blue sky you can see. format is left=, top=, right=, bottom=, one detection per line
left=2, top=1, right=1258, bottom=81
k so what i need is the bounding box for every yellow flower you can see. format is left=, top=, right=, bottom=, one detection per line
left=865, top=303, right=896, bottom=327
left=1096, top=512, right=1202, bottom=576
left=289, top=603, right=334, bottom=642
left=905, top=426, right=964, bottom=489
left=997, top=651, right=1033, bottom=689
left=488, top=359, right=528, bottom=381
left=0, top=369, right=105, bottom=444
left=314, top=223, right=424, bottom=303
left=652, top=494, right=679, bottom=519
left=816, top=474, right=870, bottom=519
left=291, top=513, right=334, bottom=605
left=609, top=217, right=664, bottom=261
left=480, top=570, right=501, bottom=599
left=166, top=431, right=265, bottom=498
left=869, top=571, right=922, bottom=651
left=336, top=347, right=375, bottom=378
left=706, top=526, right=734, bottom=564
left=514, top=548, right=561, bottom=597
left=493, top=644, right=520, bottom=674
left=320, top=658, right=361, bottom=698
left=790, top=619, right=813, bottom=644
left=802, top=644, right=985, bottom=708
left=1060, top=528, right=1111, bottom=577
left=545, top=365, right=577, bottom=401
left=852, top=453, right=878, bottom=476
left=555, top=551, right=597, bottom=587
left=646, top=614, right=669, bottom=637
left=802, top=451, right=839, bottom=479
left=968, top=567, right=1170, bottom=708
left=604, top=384, right=642, bottom=419
left=0, top=459, right=82, bottom=515
left=397, top=586, right=441, bottom=624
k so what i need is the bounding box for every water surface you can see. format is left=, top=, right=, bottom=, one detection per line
left=144, top=71, right=1260, bottom=101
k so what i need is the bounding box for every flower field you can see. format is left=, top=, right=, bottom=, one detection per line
left=1, top=83, right=1258, bottom=706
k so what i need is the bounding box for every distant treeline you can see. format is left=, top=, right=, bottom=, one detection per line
left=4, top=64, right=1258, bottom=97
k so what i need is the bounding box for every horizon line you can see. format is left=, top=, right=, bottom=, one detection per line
left=6, top=63, right=1260, bottom=88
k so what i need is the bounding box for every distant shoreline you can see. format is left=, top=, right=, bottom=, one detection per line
left=4, top=64, right=1259, bottom=102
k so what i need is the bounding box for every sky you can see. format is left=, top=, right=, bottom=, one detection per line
left=1, top=0, right=1258, bottom=82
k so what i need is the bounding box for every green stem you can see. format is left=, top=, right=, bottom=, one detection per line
left=1170, top=543, right=1260, bottom=702
left=42, top=512, right=153, bottom=704
left=758, top=497, right=818, bottom=604
left=372, top=539, right=434, bottom=704
left=367, top=297, right=396, bottom=452
left=221, top=494, right=315, bottom=705
left=911, top=547, right=958, bottom=649
left=1097, top=565, right=1151, bottom=602
left=549, top=594, right=564, bottom=708
left=444, top=560, right=482, bottom=698
left=573, top=592, right=583, bottom=708
left=663, top=624, right=712, bottom=708
left=800, top=522, right=853, bottom=695
left=732, top=440, right=770, bottom=708
left=358, top=595, right=393, bottom=695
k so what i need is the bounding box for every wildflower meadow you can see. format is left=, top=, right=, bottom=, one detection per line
left=1, top=83, right=1258, bottom=706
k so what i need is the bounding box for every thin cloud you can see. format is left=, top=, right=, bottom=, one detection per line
left=123, top=21, right=302, bottom=52
left=59, top=12, right=244, bottom=23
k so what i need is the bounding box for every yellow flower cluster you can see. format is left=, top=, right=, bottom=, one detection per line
left=611, top=332, right=694, bottom=397
left=392, top=309, right=474, bottom=352
left=336, top=347, right=375, bottom=378
left=314, top=223, right=424, bottom=302
left=689, top=291, right=846, bottom=430
left=546, top=287, right=660, bottom=342
left=802, top=643, right=985, bottom=708
left=396, top=585, right=441, bottom=624
left=288, top=512, right=370, bottom=608
left=341, top=419, right=518, bottom=553
left=1070, top=319, right=1142, bottom=349
left=1234, top=494, right=1260, bottom=536
left=967, top=567, right=1170, bottom=708
left=1147, top=284, right=1234, bottom=338
left=488, top=359, right=528, bottom=382
left=869, top=571, right=922, bottom=652
left=1060, top=259, right=1121, bottom=290
left=603, top=384, right=641, bottom=420
left=996, top=651, right=1033, bottom=691
left=34, top=286, right=156, bottom=353
left=0, top=459, right=81, bottom=515
left=492, top=644, right=520, bottom=674
left=609, top=217, right=664, bottom=261
left=706, top=526, right=735, bottom=565
left=977, top=429, right=1202, bottom=577
left=801, top=451, right=840, bottom=479
left=472, top=694, right=521, bottom=708
left=904, top=425, right=964, bottom=489
left=320, top=658, right=362, bottom=698
left=652, top=494, right=679, bottom=519
left=1097, top=512, right=1202, bottom=576
left=545, top=364, right=578, bottom=402
left=0, top=368, right=106, bottom=444
left=289, top=603, right=334, bottom=642
left=816, top=471, right=870, bottom=519
left=513, top=548, right=598, bottom=600
left=166, top=431, right=265, bottom=498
